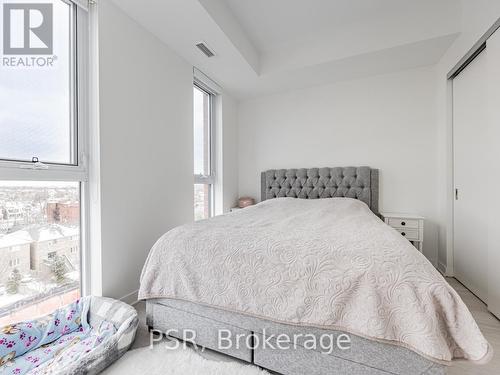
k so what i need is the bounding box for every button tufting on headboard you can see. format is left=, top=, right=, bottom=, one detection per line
left=260, top=167, right=379, bottom=214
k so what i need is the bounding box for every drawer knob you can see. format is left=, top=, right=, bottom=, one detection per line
left=401, top=232, right=406, bottom=236
left=401, top=221, right=406, bottom=226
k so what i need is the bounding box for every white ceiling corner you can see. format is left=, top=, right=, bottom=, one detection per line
left=197, top=0, right=260, bottom=74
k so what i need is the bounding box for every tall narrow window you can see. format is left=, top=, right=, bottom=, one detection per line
left=0, top=0, right=89, bottom=325
left=193, top=84, right=214, bottom=220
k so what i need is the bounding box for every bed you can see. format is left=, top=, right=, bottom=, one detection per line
left=140, top=167, right=490, bottom=375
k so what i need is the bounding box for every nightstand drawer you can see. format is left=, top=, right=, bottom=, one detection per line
left=381, top=212, right=424, bottom=252
left=388, top=218, right=419, bottom=229
left=395, top=228, right=419, bottom=241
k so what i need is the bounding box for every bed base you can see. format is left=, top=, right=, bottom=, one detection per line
left=146, top=299, right=445, bottom=375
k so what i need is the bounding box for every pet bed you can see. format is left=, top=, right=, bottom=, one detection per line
left=0, top=296, right=138, bottom=375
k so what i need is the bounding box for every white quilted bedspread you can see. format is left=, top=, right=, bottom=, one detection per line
left=139, top=198, right=490, bottom=363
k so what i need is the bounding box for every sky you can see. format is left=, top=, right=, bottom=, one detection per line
left=0, top=0, right=72, bottom=164
left=0, top=181, right=78, bottom=188
left=193, top=86, right=208, bottom=175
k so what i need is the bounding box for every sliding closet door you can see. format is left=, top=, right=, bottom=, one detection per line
left=453, top=49, right=488, bottom=302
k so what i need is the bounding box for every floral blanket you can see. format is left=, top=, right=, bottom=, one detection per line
left=0, top=298, right=116, bottom=375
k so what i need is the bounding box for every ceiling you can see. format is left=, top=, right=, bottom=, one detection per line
left=110, top=0, right=462, bottom=99
left=224, top=0, right=438, bottom=52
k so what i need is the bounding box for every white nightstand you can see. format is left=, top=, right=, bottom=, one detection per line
left=381, top=212, right=424, bottom=252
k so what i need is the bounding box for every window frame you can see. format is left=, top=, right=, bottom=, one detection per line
left=0, top=1, right=91, bottom=295
left=193, top=80, right=216, bottom=218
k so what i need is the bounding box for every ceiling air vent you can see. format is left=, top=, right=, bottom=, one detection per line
left=196, top=42, right=215, bottom=58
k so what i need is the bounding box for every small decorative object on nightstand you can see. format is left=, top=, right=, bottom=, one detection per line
left=230, top=197, right=255, bottom=212
left=238, top=197, right=255, bottom=208
left=381, top=212, right=424, bottom=252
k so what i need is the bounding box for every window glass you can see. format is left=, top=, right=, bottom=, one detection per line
left=194, top=83, right=214, bottom=220
left=193, top=86, right=211, bottom=176
left=194, top=183, right=211, bottom=221
left=0, top=181, right=80, bottom=326
left=0, top=0, right=74, bottom=164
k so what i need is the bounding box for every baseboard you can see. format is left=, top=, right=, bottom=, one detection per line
left=437, top=261, right=447, bottom=276
left=120, top=289, right=139, bottom=306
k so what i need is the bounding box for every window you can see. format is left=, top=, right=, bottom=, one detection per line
left=0, top=0, right=74, bottom=164
left=193, top=84, right=215, bottom=220
left=0, top=0, right=89, bottom=326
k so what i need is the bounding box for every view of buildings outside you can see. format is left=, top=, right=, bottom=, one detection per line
left=194, top=183, right=211, bottom=221
left=0, top=182, right=80, bottom=325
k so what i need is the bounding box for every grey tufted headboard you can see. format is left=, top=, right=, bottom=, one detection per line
left=261, top=167, right=379, bottom=214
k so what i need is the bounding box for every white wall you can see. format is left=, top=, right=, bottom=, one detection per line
left=97, top=0, right=193, bottom=301
left=435, top=0, right=500, bottom=274
left=216, top=93, right=239, bottom=213
left=238, top=67, right=440, bottom=264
